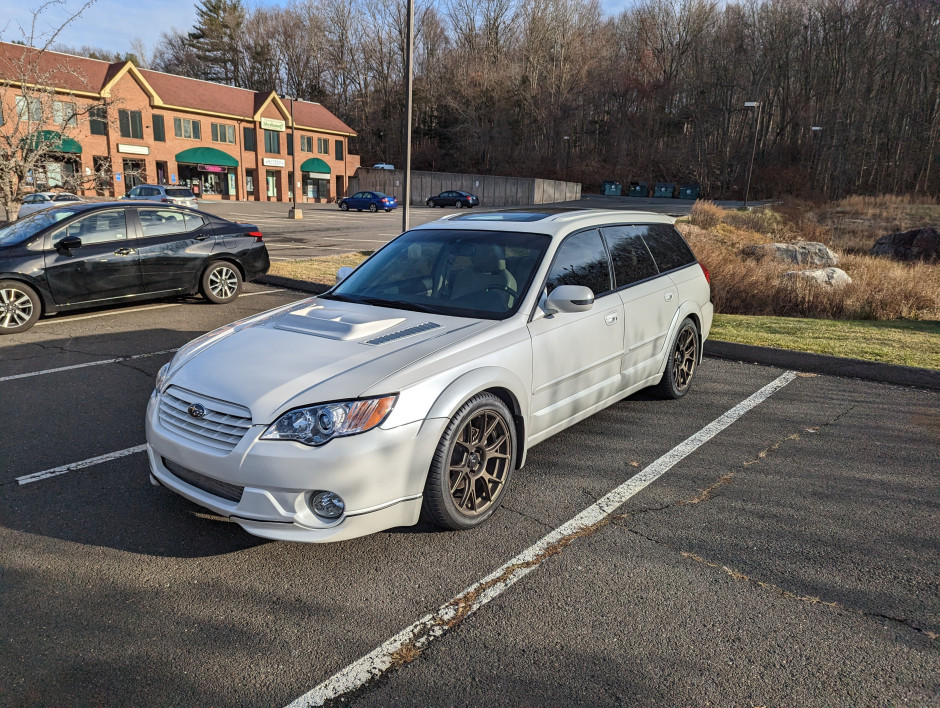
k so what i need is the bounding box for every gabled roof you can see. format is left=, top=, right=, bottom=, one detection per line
left=0, top=41, right=112, bottom=95
left=139, top=68, right=258, bottom=118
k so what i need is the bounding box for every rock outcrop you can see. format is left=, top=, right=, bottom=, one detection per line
left=870, top=227, right=940, bottom=263
left=742, top=241, right=840, bottom=267
left=783, top=267, right=852, bottom=287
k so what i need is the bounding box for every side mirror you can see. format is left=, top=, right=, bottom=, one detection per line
left=336, top=266, right=354, bottom=283
left=545, top=285, right=595, bottom=314
left=56, top=235, right=82, bottom=253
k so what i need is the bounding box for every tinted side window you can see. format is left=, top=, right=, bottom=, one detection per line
left=62, top=210, right=128, bottom=245
left=602, top=225, right=659, bottom=287
left=642, top=225, right=696, bottom=273
left=184, top=213, right=207, bottom=231
left=546, top=230, right=612, bottom=296
left=139, top=209, right=191, bottom=237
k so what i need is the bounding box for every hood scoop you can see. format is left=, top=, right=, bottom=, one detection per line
left=274, top=306, right=404, bottom=341
left=365, top=321, right=442, bottom=346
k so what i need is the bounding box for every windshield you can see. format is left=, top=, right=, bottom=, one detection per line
left=0, top=207, right=82, bottom=247
left=325, top=229, right=550, bottom=319
left=166, top=188, right=195, bottom=198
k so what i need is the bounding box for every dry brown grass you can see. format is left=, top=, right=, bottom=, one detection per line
left=680, top=219, right=940, bottom=320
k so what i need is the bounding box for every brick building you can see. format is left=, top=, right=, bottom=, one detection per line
left=0, top=42, right=360, bottom=202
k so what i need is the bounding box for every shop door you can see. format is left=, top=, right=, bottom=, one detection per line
left=266, top=171, right=278, bottom=198
left=156, top=161, right=167, bottom=185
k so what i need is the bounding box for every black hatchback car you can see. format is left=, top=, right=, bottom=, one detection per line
left=426, top=190, right=479, bottom=208
left=0, top=202, right=269, bottom=334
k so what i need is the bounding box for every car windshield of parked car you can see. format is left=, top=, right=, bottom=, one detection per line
left=0, top=207, right=81, bottom=247
left=325, top=229, right=550, bottom=319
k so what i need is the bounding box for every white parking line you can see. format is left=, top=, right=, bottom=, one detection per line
left=285, top=371, right=798, bottom=708
left=17, top=444, right=148, bottom=485
left=35, top=289, right=285, bottom=326
left=0, top=348, right=178, bottom=383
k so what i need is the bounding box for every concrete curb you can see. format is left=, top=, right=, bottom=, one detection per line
left=705, top=340, right=938, bottom=391
left=258, top=275, right=938, bottom=391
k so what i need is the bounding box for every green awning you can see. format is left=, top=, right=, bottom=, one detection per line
left=300, top=157, right=331, bottom=175
left=175, top=147, right=238, bottom=167
left=31, top=130, right=82, bottom=154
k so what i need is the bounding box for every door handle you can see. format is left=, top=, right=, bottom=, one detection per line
left=194, top=233, right=210, bottom=241
left=605, top=312, right=619, bottom=325
left=114, top=247, right=135, bottom=256
left=664, top=290, right=674, bottom=301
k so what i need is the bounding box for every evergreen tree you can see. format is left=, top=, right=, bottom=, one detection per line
left=187, top=0, right=246, bottom=85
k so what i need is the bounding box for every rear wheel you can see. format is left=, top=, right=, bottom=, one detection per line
left=369, top=203, right=378, bottom=213
left=201, top=262, right=242, bottom=304
left=421, top=393, right=516, bottom=530
left=655, top=318, right=699, bottom=399
left=0, top=280, right=41, bottom=334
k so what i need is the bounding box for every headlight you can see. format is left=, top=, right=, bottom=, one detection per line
left=155, top=363, right=170, bottom=392
left=261, top=396, right=397, bottom=447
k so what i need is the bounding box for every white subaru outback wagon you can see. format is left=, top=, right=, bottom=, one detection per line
left=146, top=209, right=712, bottom=542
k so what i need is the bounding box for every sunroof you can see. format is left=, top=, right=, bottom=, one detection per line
left=451, top=208, right=583, bottom=222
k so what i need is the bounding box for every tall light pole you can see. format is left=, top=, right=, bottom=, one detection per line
left=288, top=96, right=302, bottom=219
left=810, top=125, right=822, bottom=191
left=743, top=101, right=761, bottom=208
left=401, top=0, right=415, bottom=233
left=563, top=136, right=570, bottom=181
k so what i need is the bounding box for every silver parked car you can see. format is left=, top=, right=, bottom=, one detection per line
left=146, top=209, right=713, bottom=543
left=17, top=192, right=83, bottom=219
left=123, top=184, right=198, bottom=209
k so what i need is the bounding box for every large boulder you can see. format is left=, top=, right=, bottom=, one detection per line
left=870, top=227, right=940, bottom=263
left=783, top=267, right=852, bottom=287
left=742, top=241, right=840, bottom=266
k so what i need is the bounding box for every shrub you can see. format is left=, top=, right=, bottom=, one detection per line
left=688, top=200, right=724, bottom=229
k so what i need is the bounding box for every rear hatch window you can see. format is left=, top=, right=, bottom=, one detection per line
left=165, top=188, right=195, bottom=198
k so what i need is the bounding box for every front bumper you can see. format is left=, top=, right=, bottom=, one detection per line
left=146, top=392, right=446, bottom=542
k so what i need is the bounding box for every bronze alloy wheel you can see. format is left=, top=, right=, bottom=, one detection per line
left=672, top=325, right=697, bottom=392
left=448, top=409, right=513, bottom=517
left=421, top=392, right=517, bottom=530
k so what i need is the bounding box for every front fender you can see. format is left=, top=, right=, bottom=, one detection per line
left=0, top=271, right=57, bottom=314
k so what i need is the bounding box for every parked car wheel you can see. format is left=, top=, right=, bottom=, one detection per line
left=201, top=262, right=242, bottom=304
left=0, top=280, right=41, bottom=334
left=369, top=203, right=378, bottom=213
left=339, top=202, right=349, bottom=211
left=456, top=200, right=465, bottom=208
left=427, top=199, right=436, bottom=207
left=655, top=318, right=699, bottom=399
left=421, top=392, right=516, bottom=530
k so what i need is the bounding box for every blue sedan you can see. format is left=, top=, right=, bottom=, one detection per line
left=338, top=191, right=398, bottom=213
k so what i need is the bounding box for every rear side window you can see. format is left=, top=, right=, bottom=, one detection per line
left=641, top=225, right=696, bottom=273
left=546, top=230, right=612, bottom=296
left=139, top=208, right=193, bottom=237
left=602, top=225, right=659, bottom=287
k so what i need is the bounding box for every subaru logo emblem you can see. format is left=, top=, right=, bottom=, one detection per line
left=188, top=403, right=207, bottom=419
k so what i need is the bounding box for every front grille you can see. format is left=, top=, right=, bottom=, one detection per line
left=163, top=458, right=244, bottom=503
left=158, top=386, right=252, bottom=454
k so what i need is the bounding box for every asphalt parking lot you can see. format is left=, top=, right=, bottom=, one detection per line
left=1, top=283, right=938, bottom=707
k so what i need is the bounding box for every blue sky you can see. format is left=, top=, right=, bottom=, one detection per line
left=0, top=0, right=635, bottom=57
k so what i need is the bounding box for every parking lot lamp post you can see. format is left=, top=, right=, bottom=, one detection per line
left=563, top=136, right=570, bottom=180
left=743, top=101, right=761, bottom=208
left=402, top=0, right=415, bottom=232
left=810, top=126, right=823, bottom=190
left=288, top=97, right=302, bottom=219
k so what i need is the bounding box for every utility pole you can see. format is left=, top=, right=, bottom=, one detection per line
left=743, top=101, right=761, bottom=208
left=402, top=0, right=414, bottom=232
left=288, top=97, right=302, bottom=219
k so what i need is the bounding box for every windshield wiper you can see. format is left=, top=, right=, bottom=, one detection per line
left=354, top=297, right=446, bottom=314
left=319, top=292, right=360, bottom=303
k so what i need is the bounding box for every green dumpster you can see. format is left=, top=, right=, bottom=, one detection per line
left=678, top=184, right=700, bottom=199
left=601, top=180, right=622, bottom=196
left=629, top=182, right=648, bottom=197
left=654, top=182, right=675, bottom=198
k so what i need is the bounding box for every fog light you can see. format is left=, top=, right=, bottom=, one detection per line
left=311, top=491, right=345, bottom=519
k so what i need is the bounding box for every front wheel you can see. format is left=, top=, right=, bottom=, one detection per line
left=339, top=202, right=349, bottom=211
left=0, top=280, right=41, bottom=334
left=421, top=393, right=516, bottom=531
left=427, top=199, right=436, bottom=208
left=369, top=203, right=378, bottom=213
left=655, top=318, right=699, bottom=399
left=201, top=262, right=242, bottom=304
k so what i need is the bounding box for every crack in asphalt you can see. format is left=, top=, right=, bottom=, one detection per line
left=499, top=504, right=556, bottom=531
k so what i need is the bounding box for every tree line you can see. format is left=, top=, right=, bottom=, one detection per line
left=70, top=0, right=940, bottom=198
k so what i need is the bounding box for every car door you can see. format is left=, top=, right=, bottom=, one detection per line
left=347, top=192, right=365, bottom=209
left=527, top=229, right=625, bottom=440
left=601, top=224, right=679, bottom=381
left=443, top=191, right=457, bottom=206
left=43, top=208, right=143, bottom=304
left=133, top=207, right=214, bottom=293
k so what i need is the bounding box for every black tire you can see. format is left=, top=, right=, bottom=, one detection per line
left=421, top=392, right=516, bottom=531
left=455, top=200, right=465, bottom=208
left=200, top=261, right=242, bottom=304
left=369, top=203, right=378, bottom=213
left=339, top=202, right=349, bottom=211
left=0, top=280, right=41, bottom=334
left=427, top=199, right=436, bottom=208
left=655, top=318, right=699, bottom=399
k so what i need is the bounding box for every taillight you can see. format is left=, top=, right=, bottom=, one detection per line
left=248, top=230, right=263, bottom=242
left=700, top=263, right=710, bottom=283
left=161, top=198, right=170, bottom=202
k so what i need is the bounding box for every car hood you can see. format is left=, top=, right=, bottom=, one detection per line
left=164, top=298, right=494, bottom=423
